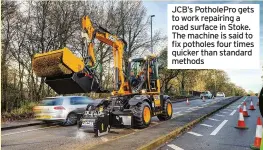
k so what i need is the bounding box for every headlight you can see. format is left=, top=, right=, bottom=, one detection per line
left=141, top=89, right=146, bottom=94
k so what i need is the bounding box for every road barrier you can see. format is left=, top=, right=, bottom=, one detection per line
left=249, top=100, right=256, bottom=110
left=243, top=102, right=250, bottom=117
left=250, top=117, right=262, bottom=150
left=235, top=107, right=248, bottom=129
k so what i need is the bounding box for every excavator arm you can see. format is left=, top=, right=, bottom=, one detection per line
left=32, top=16, right=130, bottom=95
left=81, top=16, right=129, bottom=95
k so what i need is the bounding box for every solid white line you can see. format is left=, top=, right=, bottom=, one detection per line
left=2, top=125, right=59, bottom=136
left=200, top=124, right=213, bottom=127
left=210, top=120, right=228, bottom=135
left=215, top=114, right=225, bottom=117
left=237, top=105, right=241, bottom=108
left=187, top=131, right=203, bottom=136
left=168, top=144, right=184, bottom=150
left=230, top=110, right=237, bottom=116
left=208, top=118, right=220, bottom=121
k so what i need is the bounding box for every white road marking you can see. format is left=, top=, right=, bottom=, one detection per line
left=167, top=144, right=184, bottom=150
left=200, top=124, right=213, bottom=127
left=100, top=137, right=109, bottom=142
left=221, top=112, right=228, bottom=114
left=173, top=111, right=182, bottom=114
left=208, top=118, right=220, bottom=121
left=210, top=120, right=228, bottom=135
left=188, top=107, right=198, bottom=110
left=229, top=110, right=237, bottom=116
left=215, top=114, right=225, bottom=117
left=187, top=131, right=203, bottom=136
left=224, top=109, right=232, bottom=111
left=2, top=125, right=59, bottom=136
left=237, top=105, right=241, bottom=108
left=185, top=111, right=192, bottom=112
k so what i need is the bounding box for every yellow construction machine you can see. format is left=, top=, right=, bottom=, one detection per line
left=32, top=16, right=173, bottom=136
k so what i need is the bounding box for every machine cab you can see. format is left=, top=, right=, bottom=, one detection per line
left=128, top=55, right=160, bottom=94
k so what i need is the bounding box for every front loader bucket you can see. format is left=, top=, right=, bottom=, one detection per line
left=45, top=73, right=108, bottom=94
left=32, top=47, right=84, bottom=77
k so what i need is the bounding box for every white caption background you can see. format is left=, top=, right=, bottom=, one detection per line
left=167, top=4, right=260, bottom=69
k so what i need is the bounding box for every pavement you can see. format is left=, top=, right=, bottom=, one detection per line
left=1, top=119, right=44, bottom=130
left=158, top=96, right=260, bottom=150
left=1, top=97, right=231, bottom=150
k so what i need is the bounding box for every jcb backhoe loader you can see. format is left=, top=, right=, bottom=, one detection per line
left=32, top=16, right=173, bottom=136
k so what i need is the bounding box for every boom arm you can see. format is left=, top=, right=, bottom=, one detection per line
left=81, top=16, right=130, bottom=95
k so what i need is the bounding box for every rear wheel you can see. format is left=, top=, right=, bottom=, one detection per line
left=132, top=101, right=152, bottom=129
left=157, top=99, right=173, bottom=121
left=62, top=112, right=77, bottom=126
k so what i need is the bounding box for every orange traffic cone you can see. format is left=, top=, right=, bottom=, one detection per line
left=250, top=117, right=262, bottom=150
left=186, top=98, right=190, bottom=105
left=249, top=100, right=256, bottom=110
left=235, top=107, right=248, bottom=129
left=202, top=96, right=205, bottom=102
left=243, top=102, right=250, bottom=117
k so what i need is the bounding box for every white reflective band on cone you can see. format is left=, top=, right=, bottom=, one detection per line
left=256, top=125, right=262, bottom=138
left=239, top=112, right=244, bottom=121
left=243, top=105, right=247, bottom=111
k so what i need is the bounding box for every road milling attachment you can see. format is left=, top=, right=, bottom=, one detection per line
left=32, top=47, right=84, bottom=77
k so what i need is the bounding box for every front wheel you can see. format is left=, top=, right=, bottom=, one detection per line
left=131, top=101, right=152, bottom=129
left=157, top=99, right=173, bottom=121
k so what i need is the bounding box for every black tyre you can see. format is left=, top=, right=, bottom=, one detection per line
left=157, top=99, right=173, bottom=121
left=131, top=101, right=152, bottom=129
left=62, top=112, right=78, bottom=126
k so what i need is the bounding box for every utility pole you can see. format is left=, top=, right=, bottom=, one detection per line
left=214, top=70, right=217, bottom=96
left=150, top=15, right=155, bottom=54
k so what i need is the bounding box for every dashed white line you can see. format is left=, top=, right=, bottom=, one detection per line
left=173, top=111, right=182, bottom=114
left=187, top=131, right=203, bottom=136
left=200, top=124, right=213, bottom=127
left=2, top=125, right=59, bottom=136
left=210, top=120, right=228, bottom=135
left=167, top=144, right=184, bottom=150
left=208, top=118, right=220, bottom=121
left=215, top=114, right=225, bottom=117
left=229, top=110, right=237, bottom=116
left=237, top=105, right=241, bottom=108
left=221, top=112, right=228, bottom=114
left=224, top=109, right=232, bottom=111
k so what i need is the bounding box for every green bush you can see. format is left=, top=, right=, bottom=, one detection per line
left=1, top=102, right=38, bottom=122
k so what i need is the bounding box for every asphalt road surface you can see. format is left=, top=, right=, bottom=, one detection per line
left=1, top=97, right=225, bottom=150
left=158, top=96, right=260, bottom=150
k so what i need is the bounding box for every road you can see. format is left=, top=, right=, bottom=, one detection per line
left=1, top=97, right=225, bottom=150
left=158, top=96, right=260, bottom=150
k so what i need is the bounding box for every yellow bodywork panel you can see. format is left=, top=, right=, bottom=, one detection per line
left=32, top=47, right=84, bottom=77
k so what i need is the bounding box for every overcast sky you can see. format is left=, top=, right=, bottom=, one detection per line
left=143, top=0, right=263, bottom=93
